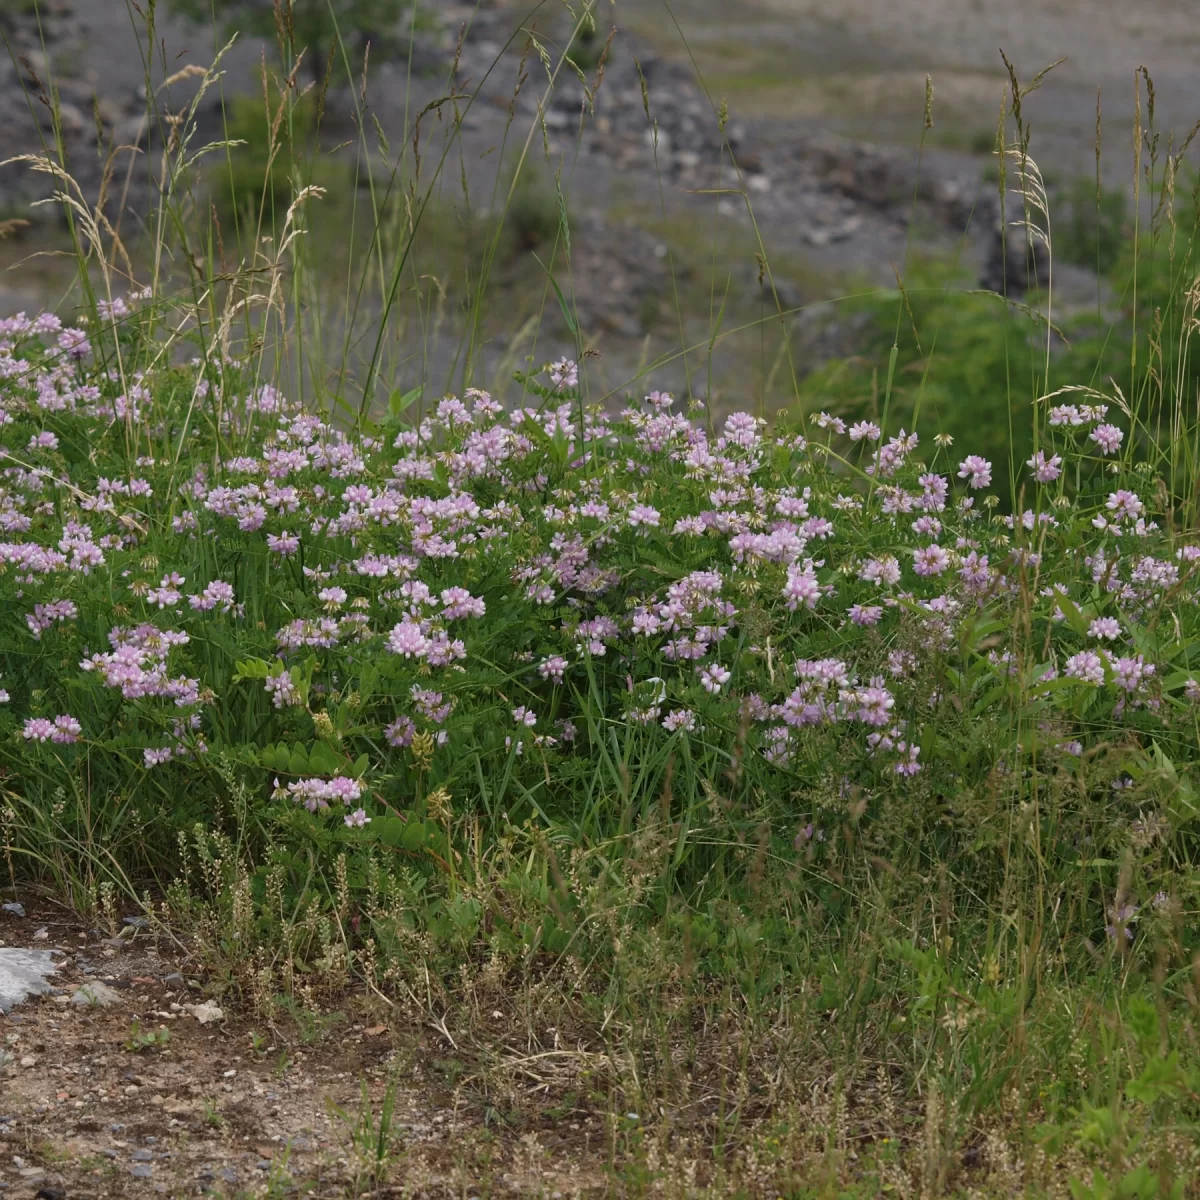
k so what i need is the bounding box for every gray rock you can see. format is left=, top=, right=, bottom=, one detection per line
left=1, top=902, right=25, bottom=917
left=763, top=278, right=804, bottom=312
left=803, top=216, right=863, bottom=248
left=70, top=981, right=123, bottom=1009
left=981, top=213, right=1049, bottom=297
left=0, top=947, right=58, bottom=1013
left=94, top=96, right=123, bottom=128
left=111, top=114, right=148, bottom=149
left=19, top=50, right=49, bottom=86
left=130, top=1163, right=153, bottom=1178
left=54, top=101, right=87, bottom=137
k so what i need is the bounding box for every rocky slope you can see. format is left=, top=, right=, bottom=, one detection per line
left=0, top=0, right=1073, bottom=394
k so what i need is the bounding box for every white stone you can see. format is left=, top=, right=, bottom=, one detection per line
left=0, top=947, right=59, bottom=1012
left=70, top=980, right=124, bottom=1008
left=185, top=1001, right=224, bottom=1025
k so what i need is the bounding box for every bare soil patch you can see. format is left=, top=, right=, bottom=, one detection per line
left=0, top=903, right=608, bottom=1198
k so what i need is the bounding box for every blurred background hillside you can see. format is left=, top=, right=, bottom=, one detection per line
left=2, top=0, right=1199, bottom=452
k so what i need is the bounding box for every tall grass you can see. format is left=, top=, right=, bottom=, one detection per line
left=3, top=2, right=1200, bottom=1194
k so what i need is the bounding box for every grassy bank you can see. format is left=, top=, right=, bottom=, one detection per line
left=3, top=3, right=1200, bottom=1196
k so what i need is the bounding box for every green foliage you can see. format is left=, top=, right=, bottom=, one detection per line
left=567, top=24, right=607, bottom=72
left=1058, top=176, right=1130, bottom=274
left=505, top=176, right=563, bottom=255
left=331, top=1076, right=405, bottom=1190
left=211, top=89, right=327, bottom=229
left=9, top=7, right=1200, bottom=1190
left=797, top=263, right=1050, bottom=506
left=799, top=177, right=1200, bottom=512
left=168, top=0, right=419, bottom=81
left=124, top=1019, right=171, bottom=1052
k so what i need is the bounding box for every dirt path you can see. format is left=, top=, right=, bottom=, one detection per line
left=0, top=904, right=605, bottom=1198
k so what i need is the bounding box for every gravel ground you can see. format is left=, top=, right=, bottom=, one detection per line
left=0, top=903, right=606, bottom=1198
left=757, top=0, right=1200, bottom=82
left=642, top=0, right=1200, bottom=176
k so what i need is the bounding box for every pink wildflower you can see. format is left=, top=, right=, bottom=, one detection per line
left=1091, top=424, right=1124, bottom=455
left=913, top=545, right=950, bottom=576
left=957, top=455, right=992, bottom=489
left=698, top=663, right=731, bottom=694
left=1027, top=450, right=1062, bottom=483
left=1065, top=650, right=1105, bottom=685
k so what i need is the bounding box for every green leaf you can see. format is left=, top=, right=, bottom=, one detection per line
left=233, top=657, right=270, bottom=682
left=307, top=742, right=342, bottom=775
left=400, top=819, right=427, bottom=851
left=531, top=252, right=577, bottom=336
left=374, top=816, right=407, bottom=848
left=1126, top=1052, right=1186, bottom=1104
left=1050, top=594, right=1090, bottom=636
left=357, top=663, right=379, bottom=697
left=388, top=385, right=421, bottom=422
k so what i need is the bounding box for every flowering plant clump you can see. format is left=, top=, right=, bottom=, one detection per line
left=1, top=305, right=1198, bottom=937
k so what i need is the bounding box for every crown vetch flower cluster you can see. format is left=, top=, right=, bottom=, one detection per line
left=1, top=311, right=1196, bottom=839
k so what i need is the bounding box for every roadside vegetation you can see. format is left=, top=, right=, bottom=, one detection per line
left=2, top=1, right=1200, bottom=1195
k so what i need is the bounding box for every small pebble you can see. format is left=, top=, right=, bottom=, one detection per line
left=1, top=902, right=25, bottom=918
left=130, top=1163, right=153, bottom=1178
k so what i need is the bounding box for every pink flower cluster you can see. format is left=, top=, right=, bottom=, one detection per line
left=22, top=714, right=82, bottom=744
left=4, top=306, right=1195, bottom=839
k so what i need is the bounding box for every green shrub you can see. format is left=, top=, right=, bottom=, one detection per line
left=1057, top=175, right=1130, bottom=273
left=797, top=262, right=1052, bottom=506
left=505, top=179, right=562, bottom=255
left=210, top=90, right=342, bottom=234
left=168, top=0, right=420, bottom=83
left=566, top=24, right=607, bottom=72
